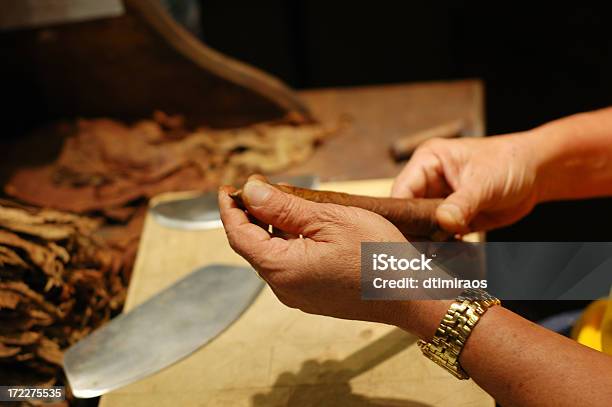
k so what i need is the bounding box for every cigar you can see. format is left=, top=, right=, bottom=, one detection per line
left=390, top=119, right=466, bottom=161
left=230, top=183, right=452, bottom=241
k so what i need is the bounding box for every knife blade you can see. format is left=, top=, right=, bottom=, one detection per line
left=63, top=264, right=263, bottom=398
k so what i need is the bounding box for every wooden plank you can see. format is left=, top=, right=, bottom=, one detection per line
left=281, top=80, right=484, bottom=181
left=100, top=178, right=493, bottom=407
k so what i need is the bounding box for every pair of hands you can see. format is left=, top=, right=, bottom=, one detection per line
left=219, top=132, right=541, bottom=334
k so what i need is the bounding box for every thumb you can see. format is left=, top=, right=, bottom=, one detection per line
left=242, top=180, right=320, bottom=235
left=436, top=188, right=483, bottom=233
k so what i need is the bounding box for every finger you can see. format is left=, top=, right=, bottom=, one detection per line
left=218, top=187, right=275, bottom=258
left=223, top=183, right=298, bottom=239
left=248, top=173, right=269, bottom=183
left=247, top=212, right=272, bottom=235
left=391, top=160, right=422, bottom=198
left=391, top=150, right=441, bottom=198
left=220, top=186, right=307, bottom=285
left=470, top=207, right=530, bottom=232
left=240, top=179, right=323, bottom=236
left=421, top=158, right=452, bottom=198
left=219, top=185, right=266, bottom=230
left=269, top=181, right=309, bottom=235
left=436, top=187, right=483, bottom=234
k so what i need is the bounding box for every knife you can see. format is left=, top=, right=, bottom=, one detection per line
left=63, top=264, right=263, bottom=398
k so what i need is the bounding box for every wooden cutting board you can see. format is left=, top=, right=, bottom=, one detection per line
left=100, top=179, right=493, bottom=407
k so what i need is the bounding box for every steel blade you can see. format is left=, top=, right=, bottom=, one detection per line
left=64, top=264, right=263, bottom=398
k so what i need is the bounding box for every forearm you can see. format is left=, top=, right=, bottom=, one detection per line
left=402, top=301, right=612, bottom=407
left=525, top=107, right=612, bottom=202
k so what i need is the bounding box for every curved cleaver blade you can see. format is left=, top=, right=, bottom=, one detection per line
left=64, top=264, right=263, bottom=398
left=150, top=174, right=318, bottom=230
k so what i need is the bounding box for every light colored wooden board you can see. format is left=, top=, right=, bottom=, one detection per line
left=282, top=80, right=485, bottom=182
left=100, top=179, right=492, bottom=407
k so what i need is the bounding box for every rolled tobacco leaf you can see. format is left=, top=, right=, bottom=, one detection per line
left=230, top=183, right=452, bottom=241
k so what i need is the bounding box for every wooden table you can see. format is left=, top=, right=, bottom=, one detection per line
left=100, top=179, right=492, bottom=407
left=99, top=80, right=489, bottom=406
left=0, top=80, right=486, bottom=404
left=283, top=79, right=484, bottom=181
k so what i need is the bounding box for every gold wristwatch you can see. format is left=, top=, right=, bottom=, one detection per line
left=417, top=288, right=500, bottom=379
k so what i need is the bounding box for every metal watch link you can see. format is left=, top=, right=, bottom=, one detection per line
left=417, top=288, right=501, bottom=379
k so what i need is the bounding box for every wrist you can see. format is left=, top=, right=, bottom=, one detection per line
left=522, top=109, right=612, bottom=202
left=416, top=290, right=501, bottom=380
left=395, top=300, right=453, bottom=341
left=517, top=127, right=561, bottom=204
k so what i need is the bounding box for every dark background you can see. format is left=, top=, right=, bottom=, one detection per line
left=198, top=1, right=612, bottom=243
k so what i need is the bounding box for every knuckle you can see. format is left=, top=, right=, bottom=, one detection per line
left=275, top=197, right=301, bottom=225
left=421, top=137, right=447, bottom=151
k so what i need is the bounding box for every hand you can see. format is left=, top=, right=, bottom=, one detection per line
left=218, top=179, right=417, bottom=328
left=391, top=133, right=540, bottom=234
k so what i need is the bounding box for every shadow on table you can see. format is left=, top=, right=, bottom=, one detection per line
left=251, top=328, right=432, bottom=407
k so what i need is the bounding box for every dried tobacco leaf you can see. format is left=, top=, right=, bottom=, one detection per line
left=0, top=343, right=21, bottom=358
left=1, top=112, right=336, bottom=403
left=5, top=113, right=336, bottom=215
left=0, top=203, right=127, bottom=398
left=0, top=231, right=63, bottom=282
left=0, top=331, right=41, bottom=346
left=0, top=290, right=21, bottom=310
left=0, top=246, right=28, bottom=268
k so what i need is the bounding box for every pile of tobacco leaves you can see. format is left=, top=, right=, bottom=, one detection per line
left=0, top=202, right=125, bottom=403
left=0, top=111, right=334, bottom=404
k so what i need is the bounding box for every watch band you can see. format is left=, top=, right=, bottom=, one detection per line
left=417, top=288, right=501, bottom=379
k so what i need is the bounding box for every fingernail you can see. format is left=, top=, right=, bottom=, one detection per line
left=243, top=180, right=273, bottom=207
left=438, top=203, right=465, bottom=228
